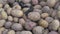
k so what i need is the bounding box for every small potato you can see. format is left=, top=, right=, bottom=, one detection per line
left=38, top=19, right=48, bottom=28
left=40, top=1, right=46, bottom=6
left=19, top=18, right=26, bottom=26
left=54, top=2, right=60, bottom=9
left=45, top=17, right=54, bottom=23
left=28, top=12, right=40, bottom=21
left=34, top=5, right=42, bottom=9
left=4, top=4, right=10, bottom=10
left=47, top=0, right=57, bottom=7
left=0, top=10, right=8, bottom=19
left=33, top=26, right=44, bottom=34
left=6, top=7, right=12, bottom=15
left=49, top=20, right=59, bottom=31
left=24, top=21, right=36, bottom=30
left=4, top=21, right=13, bottom=29
left=41, top=13, right=49, bottom=18
left=0, top=20, right=6, bottom=27
left=7, top=30, right=15, bottom=34
left=11, top=23, right=23, bottom=31
left=51, top=10, right=57, bottom=17
left=42, top=6, right=50, bottom=13
left=13, top=17, right=18, bottom=22
left=11, top=9, right=23, bottom=17
left=8, top=16, right=13, bottom=22
left=33, top=9, right=42, bottom=14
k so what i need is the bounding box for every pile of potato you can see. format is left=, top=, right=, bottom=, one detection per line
left=0, top=0, right=60, bottom=34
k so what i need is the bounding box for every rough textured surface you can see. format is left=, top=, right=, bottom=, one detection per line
left=0, top=10, right=8, bottom=19
left=41, top=13, right=49, bottom=18
left=19, top=18, right=26, bottom=26
left=40, top=1, right=46, bottom=6
left=49, top=20, right=59, bottom=31
left=0, top=0, right=60, bottom=34
left=33, top=26, right=44, bottom=34
left=11, top=9, right=23, bottom=17
left=13, top=17, right=18, bottom=22
left=38, top=19, right=48, bottom=28
left=4, top=21, right=12, bottom=28
left=4, top=4, right=10, bottom=10
left=47, top=0, right=57, bottom=7
left=33, top=9, right=42, bottom=14
left=28, top=12, right=40, bottom=21
left=42, top=6, right=50, bottom=13
left=45, top=17, right=54, bottom=23
left=8, top=16, right=13, bottom=21
left=24, top=21, right=36, bottom=30
left=33, top=5, right=42, bottom=9
left=11, top=23, right=23, bottom=31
